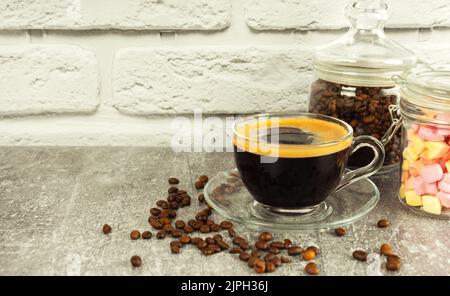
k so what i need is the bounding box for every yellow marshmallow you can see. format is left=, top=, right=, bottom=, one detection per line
left=399, top=185, right=406, bottom=199
left=410, top=134, right=426, bottom=155
left=446, top=160, right=450, bottom=173
left=422, top=195, right=442, bottom=215
left=405, top=191, right=422, bottom=207
left=424, top=142, right=450, bottom=159
left=402, top=160, right=410, bottom=171
left=403, top=147, right=420, bottom=163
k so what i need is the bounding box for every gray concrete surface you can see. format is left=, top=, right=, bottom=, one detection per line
left=0, top=147, right=448, bottom=276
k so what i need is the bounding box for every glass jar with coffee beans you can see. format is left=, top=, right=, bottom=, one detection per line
left=308, top=0, right=416, bottom=171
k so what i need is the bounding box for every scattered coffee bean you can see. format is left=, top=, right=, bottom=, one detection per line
left=264, top=253, right=275, bottom=262
left=130, top=230, right=141, bottom=240
left=387, top=254, right=401, bottom=262
left=288, top=246, right=303, bottom=256
left=305, top=262, right=320, bottom=275
left=378, top=219, right=390, bottom=228
left=306, top=246, right=320, bottom=256
left=156, top=200, right=169, bottom=209
left=248, top=256, right=259, bottom=268
left=213, top=234, right=223, bottom=241
left=205, top=237, right=216, bottom=245
left=284, top=239, right=293, bottom=249
left=206, top=219, right=215, bottom=226
left=170, top=241, right=182, bottom=248
left=220, top=221, right=233, bottom=230
left=228, top=228, right=236, bottom=237
left=188, top=219, right=196, bottom=227
left=192, top=221, right=203, bottom=230
left=190, top=237, right=202, bottom=245
left=195, top=180, right=204, bottom=189
left=179, top=235, right=191, bottom=244
left=211, top=224, right=221, bottom=232
left=259, top=232, right=273, bottom=242
left=239, top=241, right=250, bottom=250
left=175, top=220, right=185, bottom=229
left=229, top=247, right=243, bottom=254
left=233, top=236, right=245, bottom=245
left=380, top=243, right=393, bottom=256
left=159, top=217, right=171, bottom=225
left=254, top=259, right=266, bottom=273
left=303, top=250, right=316, bottom=261
left=208, top=244, right=221, bottom=253
left=217, top=240, right=229, bottom=250
left=168, top=177, right=179, bottom=185
left=352, top=250, right=368, bottom=262
left=156, top=230, right=166, bottom=239
left=197, top=240, right=208, bottom=249
left=281, top=256, right=292, bottom=263
left=168, top=187, right=178, bottom=194
left=130, top=255, right=142, bottom=267
left=251, top=249, right=262, bottom=258
left=266, top=262, right=276, bottom=273
left=149, top=217, right=163, bottom=229
left=335, top=227, right=346, bottom=237
left=162, top=224, right=173, bottom=233
left=239, top=252, right=251, bottom=261
left=171, top=229, right=182, bottom=238
left=102, top=224, right=112, bottom=234
left=171, top=245, right=181, bottom=254
left=268, top=247, right=280, bottom=254
left=270, top=241, right=284, bottom=249
left=199, top=175, right=209, bottom=183
left=168, top=210, right=177, bottom=219
left=170, top=202, right=179, bottom=210
left=150, top=208, right=161, bottom=216
left=183, top=225, right=194, bottom=234
left=200, top=225, right=211, bottom=233
left=255, top=240, right=268, bottom=251
left=271, top=256, right=282, bottom=267
left=142, top=231, right=152, bottom=240
left=386, top=258, right=401, bottom=271
left=197, top=193, right=205, bottom=203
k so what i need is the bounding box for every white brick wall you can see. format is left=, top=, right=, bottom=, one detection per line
left=0, top=0, right=449, bottom=146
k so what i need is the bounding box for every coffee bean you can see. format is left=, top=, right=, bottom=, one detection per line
left=150, top=208, right=161, bottom=216
left=306, top=246, right=320, bottom=256
left=288, top=246, right=303, bottom=256
left=239, top=241, right=250, bottom=250
left=130, top=230, right=140, bottom=240
left=199, top=175, right=209, bottom=183
left=197, top=240, right=208, bottom=249
left=200, top=225, right=211, bottom=233
left=168, top=210, right=177, bottom=219
left=167, top=194, right=177, bottom=202
left=305, top=262, right=320, bottom=275
left=190, top=237, right=201, bottom=245
left=335, top=227, right=346, bottom=237
left=170, top=240, right=182, bottom=248
left=229, top=247, right=243, bottom=254
left=171, top=245, right=181, bottom=254
left=177, top=190, right=187, bottom=195
left=387, top=254, right=401, bottom=262
left=188, top=219, right=196, bottom=227
left=206, top=219, right=214, bottom=226
left=192, top=221, right=203, bottom=230
left=265, top=262, right=276, bottom=273
left=254, top=259, right=266, bottom=273
left=251, top=249, right=262, bottom=257
left=168, top=186, right=178, bottom=194
left=281, top=256, right=292, bottom=263
left=156, top=200, right=168, bottom=209
left=228, top=228, right=236, bottom=237
left=156, top=230, right=166, bottom=239
left=181, top=198, right=190, bottom=207
left=264, top=253, right=275, bottom=262
left=284, top=239, right=292, bottom=249
left=271, top=256, right=282, bottom=267
left=259, top=232, right=273, bottom=242
left=130, top=255, right=142, bottom=267
left=248, top=256, right=259, bottom=268
left=149, top=217, right=163, bottom=229
left=102, top=224, right=112, bottom=234
left=162, top=224, right=173, bottom=233
left=179, top=235, right=191, bottom=244
left=352, top=250, right=368, bottom=261
left=208, top=244, right=221, bottom=253
left=205, top=237, right=216, bottom=245
left=175, top=220, right=185, bottom=229
left=213, top=234, right=223, bottom=241
left=217, top=240, right=229, bottom=250
left=255, top=240, right=268, bottom=251
left=171, top=229, right=182, bottom=238
left=269, top=247, right=280, bottom=254
left=211, top=224, right=221, bottom=232
left=170, top=202, right=179, bottom=210
left=303, top=250, right=316, bottom=261
left=380, top=243, right=393, bottom=256
left=239, top=252, right=251, bottom=261
left=183, top=225, right=194, bottom=234
left=168, top=177, right=179, bottom=185
left=197, top=193, right=205, bottom=203
left=233, top=236, right=245, bottom=245
left=378, top=219, right=390, bottom=228
left=159, top=217, right=171, bottom=225
left=220, top=221, right=233, bottom=230
left=195, top=180, right=204, bottom=189
left=270, top=241, right=284, bottom=249
left=142, top=231, right=152, bottom=239
left=386, top=258, right=401, bottom=271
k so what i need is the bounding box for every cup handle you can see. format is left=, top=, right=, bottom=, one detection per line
left=336, top=136, right=385, bottom=191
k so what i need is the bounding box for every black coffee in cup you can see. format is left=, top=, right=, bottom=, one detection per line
left=233, top=117, right=352, bottom=210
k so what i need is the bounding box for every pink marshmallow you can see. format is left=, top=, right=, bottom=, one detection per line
left=437, top=191, right=450, bottom=208
left=438, top=174, right=450, bottom=193
left=425, top=182, right=439, bottom=195
left=435, top=113, right=450, bottom=122
left=418, top=126, right=445, bottom=142
left=410, top=123, right=420, bottom=133
left=422, top=163, right=444, bottom=183
left=413, top=176, right=427, bottom=195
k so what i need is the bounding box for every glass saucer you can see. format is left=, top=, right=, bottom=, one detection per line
left=204, top=170, right=380, bottom=232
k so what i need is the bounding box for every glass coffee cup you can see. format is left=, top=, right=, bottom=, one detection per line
left=232, top=113, right=385, bottom=214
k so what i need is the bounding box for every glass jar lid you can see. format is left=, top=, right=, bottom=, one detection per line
left=398, top=70, right=450, bottom=124
left=314, top=0, right=416, bottom=87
